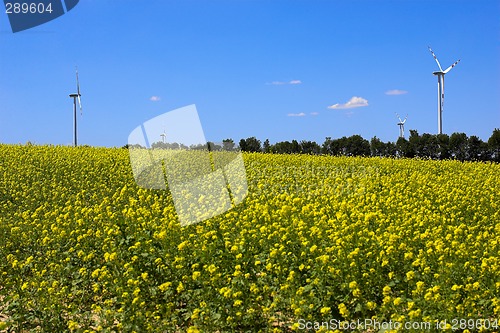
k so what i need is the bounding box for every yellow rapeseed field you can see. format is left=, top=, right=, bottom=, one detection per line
left=0, top=145, right=499, bottom=332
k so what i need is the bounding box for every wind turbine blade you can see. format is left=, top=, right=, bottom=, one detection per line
left=76, top=67, right=80, bottom=94
left=76, top=67, right=82, bottom=114
left=441, top=76, right=445, bottom=112
left=77, top=96, right=82, bottom=115
left=428, top=46, right=443, bottom=72
left=443, top=59, right=460, bottom=73
left=395, top=112, right=402, bottom=122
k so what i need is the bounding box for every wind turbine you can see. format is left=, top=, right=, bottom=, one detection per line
left=69, top=67, right=82, bottom=146
left=428, top=46, right=460, bottom=135
left=160, top=130, right=166, bottom=143
left=396, top=113, right=408, bottom=138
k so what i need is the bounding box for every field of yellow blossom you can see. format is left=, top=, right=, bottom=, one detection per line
left=1, top=144, right=499, bottom=332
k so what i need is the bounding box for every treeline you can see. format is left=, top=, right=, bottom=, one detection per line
left=127, top=141, right=230, bottom=151
left=234, top=128, right=500, bottom=162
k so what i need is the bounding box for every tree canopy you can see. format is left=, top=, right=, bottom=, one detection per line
left=235, top=129, right=500, bottom=162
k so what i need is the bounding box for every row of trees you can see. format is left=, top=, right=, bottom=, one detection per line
left=235, top=129, right=500, bottom=162
left=131, top=141, right=229, bottom=151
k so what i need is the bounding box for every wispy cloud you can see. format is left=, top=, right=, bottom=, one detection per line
left=267, top=80, right=302, bottom=85
left=327, top=96, right=368, bottom=109
left=287, top=112, right=306, bottom=117
left=385, top=89, right=408, bottom=95
left=310, top=112, right=319, bottom=116
left=149, top=96, right=161, bottom=102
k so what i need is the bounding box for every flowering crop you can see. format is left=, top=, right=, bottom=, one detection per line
left=0, top=145, right=499, bottom=332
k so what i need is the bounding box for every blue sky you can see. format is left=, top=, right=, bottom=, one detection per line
left=1, top=0, right=499, bottom=147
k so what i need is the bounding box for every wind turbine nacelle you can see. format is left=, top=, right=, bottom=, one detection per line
left=432, top=71, right=444, bottom=75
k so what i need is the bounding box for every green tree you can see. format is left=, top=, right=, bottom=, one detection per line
left=333, top=137, right=347, bottom=156
left=222, top=139, right=235, bottom=151
left=408, top=130, right=420, bottom=157
left=291, top=140, right=300, bottom=154
left=467, top=135, right=484, bottom=161
left=240, top=137, right=262, bottom=152
left=396, top=137, right=413, bottom=158
left=370, top=136, right=385, bottom=157
left=385, top=141, right=397, bottom=157
left=420, top=133, right=438, bottom=159
left=272, top=141, right=292, bottom=154
left=450, top=132, right=468, bottom=161
left=207, top=142, right=222, bottom=151
left=300, top=140, right=321, bottom=155
left=322, top=137, right=333, bottom=154
left=436, top=134, right=451, bottom=160
left=238, top=138, right=247, bottom=152
left=263, top=139, right=271, bottom=153
left=345, top=135, right=370, bottom=156
left=488, top=128, right=500, bottom=162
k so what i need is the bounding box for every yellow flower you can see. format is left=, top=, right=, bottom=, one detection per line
left=338, top=303, right=349, bottom=318
left=320, top=306, right=331, bottom=314
left=68, top=320, right=79, bottom=331
left=207, top=264, right=217, bottom=274
left=159, top=282, right=172, bottom=292
left=415, top=281, right=425, bottom=293
left=250, top=284, right=259, bottom=294
left=187, top=326, right=200, bottom=333
left=366, top=301, right=376, bottom=310
left=91, top=268, right=100, bottom=279
left=177, top=240, right=189, bottom=251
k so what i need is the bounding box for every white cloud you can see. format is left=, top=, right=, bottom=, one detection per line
left=310, top=112, right=319, bottom=116
left=385, top=89, right=408, bottom=95
left=267, top=80, right=302, bottom=85
left=150, top=96, right=161, bottom=102
left=287, top=112, right=306, bottom=117
left=327, top=96, right=369, bottom=109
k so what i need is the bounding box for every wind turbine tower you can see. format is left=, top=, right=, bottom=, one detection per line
left=396, top=113, right=408, bottom=138
left=428, top=46, right=460, bottom=135
left=69, top=67, right=83, bottom=146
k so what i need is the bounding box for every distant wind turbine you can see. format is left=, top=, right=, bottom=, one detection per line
left=428, top=46, right=460, bottom=135
left=396, top=113, right=408, bottom=139
left=69, top=67, right=83, bottom=146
